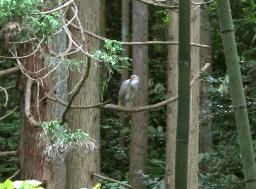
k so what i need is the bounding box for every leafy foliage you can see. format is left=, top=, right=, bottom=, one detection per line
left=0, top=179, right=43, bottom=189
left=0, top=0, right=61, bottom=42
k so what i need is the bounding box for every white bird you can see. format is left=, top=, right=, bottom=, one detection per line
left=118, top=75, right=140, bottom=107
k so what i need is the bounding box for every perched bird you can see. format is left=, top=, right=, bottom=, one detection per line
left=118, top=75, right=140, bottom=107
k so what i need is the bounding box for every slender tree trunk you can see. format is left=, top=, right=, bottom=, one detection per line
left=66, top=0, right=101, bottom=188
left=175, top=0, right=191, bottom=189
left=119, top=0, right=130, bottom=146
left=187, top=1, right=200, bottom=189
left=217, top=1, right=256, bottom=189
left=129, top=1, right=148, bottom=189
left=165, top=3, right=178, bottom=189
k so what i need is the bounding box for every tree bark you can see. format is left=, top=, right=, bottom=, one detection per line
left=66, top=0, right=101, bottom=189
left=165, top=3, right=178, bottom=189
left=129, top=1, right=148, bottom=189
left=175, top=0, right=191, bottom=189
left=217, top=0, right=256, bottom=189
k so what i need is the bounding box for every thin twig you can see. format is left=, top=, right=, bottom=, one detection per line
left=69, top=23, right=211, bottom=48
left=0, top=107, right=18, bottom=122
left=8, top=169, right=20, bottom=180
left=92, top=173, right=132, bottom=188
left=60, top=57, right=91, bottom=125
left=41, top=0, right=75, bottom=14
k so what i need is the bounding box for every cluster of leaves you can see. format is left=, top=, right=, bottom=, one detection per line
left=94, top=39, right=131, bottom=75
left=0, top=179, right=43, bottom=189
left=0, top=0, right=61, bottom=41
left=41, top=121, right=94, bottom=144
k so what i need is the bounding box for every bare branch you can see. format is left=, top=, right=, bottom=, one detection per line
left=0, top=107, right=18, bottom=121
left=190, top=62, right=211, bottom=86
left=70, top=23, right=211, bottom=48
left=45, top=63, right=211, bottom=113
left=25, top=79, right=41, bottom=126
left=0, top=151, right=17, bottom=157
left=0, top=67, right=19, bottom=78
left=41, top=0, right=75, bottom=14
left=60, top=57, right=91, bottom=124
left=92, top=173, right=132, bottom=188
left=8, top=169, right=20, bottom=180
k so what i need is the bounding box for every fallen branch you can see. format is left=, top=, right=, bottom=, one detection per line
left=60, top=57, right=91, bottom=124
left=0, top=67, right=19, bottom=78
left=0, top=151, right=17, bottom=157
left=0, top=107, right=18, bottom=122
left=92, top=173, right=132, bottom=188
left=190, top=62, right=211, bottom=86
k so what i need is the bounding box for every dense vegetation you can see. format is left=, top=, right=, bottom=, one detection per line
left=1, top=0, right=256, bottom=188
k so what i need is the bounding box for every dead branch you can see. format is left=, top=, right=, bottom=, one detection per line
left=8, top=169, right=20, bottom=180
left=0, top=107, right=18, bottom=121
left=92, top=173, right=132, bottom=188
left=0, top=67, right=19, bottom=78
left=190, top=62, right=211, bottom=86
left=0, top=151, right=17, bottom=157
left=25, top=79, right=41, bottom=126
left=60, top=57, right=91, bottom=124
left=41, top=0, right=74, bottom=14
left=70, top=23, right=211, bottom=48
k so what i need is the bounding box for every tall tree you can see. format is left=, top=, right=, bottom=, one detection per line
left=66, top=0, right=101, bottom=188
left=188, top=1, right=201, bottom=188
left=165, top=3, right=178, bottom=189
left=129, top=1, right=148, bottom=189
left=217, top=0, right=256, bottom=189
left=175, top=0, right=191, bottom=189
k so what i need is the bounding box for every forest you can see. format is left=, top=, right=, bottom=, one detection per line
left=0, top=0, right=256, bottom=189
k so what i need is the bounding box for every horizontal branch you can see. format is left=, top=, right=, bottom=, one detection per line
left=0, top=67, right=19, bottom=78
left=0, top=151, right=17, bottom=157
left=92, top=173, right=132, bottom=188
left=70, top=23, right=211, bottom=48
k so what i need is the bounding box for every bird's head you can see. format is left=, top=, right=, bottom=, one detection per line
left=130, top=74, right=139, bottom=82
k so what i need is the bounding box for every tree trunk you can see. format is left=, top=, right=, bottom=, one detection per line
left=187, top=1, right=201, bottom=189
left=217, top=0, right=256, bottom=189
left=129, top=1, right=148, bottom=189
left=66, top=0, right=101, bottom=188
left=175, top=0, right=191, bottom=189
left=19, top=45, right=67, bottom=189
left=165, top=3, right=178, bottom=189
